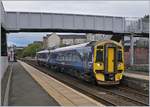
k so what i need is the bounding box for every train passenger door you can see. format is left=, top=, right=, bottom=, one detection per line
left=107, top=48, right=115, bottom=73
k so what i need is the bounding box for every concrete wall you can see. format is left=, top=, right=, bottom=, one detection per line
left=0, top=56, right=8, bottom=79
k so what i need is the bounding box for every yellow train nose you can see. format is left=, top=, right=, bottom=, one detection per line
left=115, top=73, right=123, bottom=81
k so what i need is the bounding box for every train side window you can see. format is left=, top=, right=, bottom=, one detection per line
left=56, top=55, right=61, bottom=61
left=59, top=55, right=62, bottom=61
left=88, top=52, right=92, bottom=62
left=72, top=54, right=80, bottom=62
left=62, top=55, right=64, bottom=61
left=68, top=53, right=72, bottom=61
left=72, top=54, right=76, bottom=62
left=96, top=50, right=103, bottom=62
left=118, top=51, right=122, bottom=62
left=77, top=55, right=81, bottom=62
left=51, top=53, right=57, bottom=59
left=64, top=55, right=68, bottom=61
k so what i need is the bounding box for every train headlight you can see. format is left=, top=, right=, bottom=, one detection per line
left=97, top=63, right=100, bottom=66
left=97, top=63, right=102, bottom=66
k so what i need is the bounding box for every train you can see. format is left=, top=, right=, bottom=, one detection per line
left=36, top=40, right=124, bottom=85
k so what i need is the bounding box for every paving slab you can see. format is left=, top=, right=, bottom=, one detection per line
left=8, top=62, right=59, bottom=106
left=1, top=63, right=11, bottom=105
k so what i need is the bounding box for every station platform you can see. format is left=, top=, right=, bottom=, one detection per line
left=124, top=71, right=149, bottom=81
left=122, top=70, right=149, bottom=93
left=2, top=62, right=59, bottom=106
left=1, top=61, right=103, bottom=106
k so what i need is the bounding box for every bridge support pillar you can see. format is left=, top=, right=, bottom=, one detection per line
left=1, top=27, right=8, bottom=79
left=130, top=35, right=134, bottom=66
left=121, top=36, right=124, bottom=46
left=1, top=27, right=7, bottom=56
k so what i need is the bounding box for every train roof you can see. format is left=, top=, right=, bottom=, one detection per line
left=50, top=42, right=91, bottom=52
left=50, top=40, right=122, bottom=52
left=38, top=40, right=122, bottom=53
left=37, top=50, right=49, bottom=54
left=95, top=40, right=123, bottom=47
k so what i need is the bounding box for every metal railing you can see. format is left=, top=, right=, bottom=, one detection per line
left=125, top=17, right=149, bottom=34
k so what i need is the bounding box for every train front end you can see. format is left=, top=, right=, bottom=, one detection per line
left=93, top=40, right=124, bottom=85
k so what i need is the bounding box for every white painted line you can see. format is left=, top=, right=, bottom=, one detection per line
left=3, top=63, right=13, bottom=106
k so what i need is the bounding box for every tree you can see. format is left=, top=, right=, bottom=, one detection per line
left=16, top=49, right=23, bottom=58
left=22, top=42, right=42, bottom=58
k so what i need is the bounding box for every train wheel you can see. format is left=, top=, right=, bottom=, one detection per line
left=56, top=67, right=61, bottom=72
left=60, top=67, right=64, bottom=72
left=48, top=65, right=51, bottom=69
left=76, top=71, right=81, bottom=79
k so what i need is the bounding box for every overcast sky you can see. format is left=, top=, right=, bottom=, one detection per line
left=3, top=1, right=149, bottom=17
left=3, top=1, right=149, bottom=46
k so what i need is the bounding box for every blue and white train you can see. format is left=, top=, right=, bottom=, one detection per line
left=36, top=40, right=125, bottom=85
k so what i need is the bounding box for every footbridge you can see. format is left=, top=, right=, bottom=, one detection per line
left=1, top=3, right=149, bottom=36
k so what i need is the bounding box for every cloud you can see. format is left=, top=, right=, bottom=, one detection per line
left=6, top=32, right=87, bottom=47
left=7, top=33, right=45, bottom=47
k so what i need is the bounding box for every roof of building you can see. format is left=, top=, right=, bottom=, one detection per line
left=58, top=35, right=86, bottom=39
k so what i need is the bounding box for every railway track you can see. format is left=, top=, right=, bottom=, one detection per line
left=22, top=59, right=149, bottom=106
left=95, top=86, right=148, bottom=106
left=117, top=86, right=148, bottom=97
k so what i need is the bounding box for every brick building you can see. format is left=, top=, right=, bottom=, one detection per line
left=124, top=46, right=149, bottom=66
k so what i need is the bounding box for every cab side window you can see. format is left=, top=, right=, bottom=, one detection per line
left=88, top=52, right=92, bottom=62
left=96, top=50, right=103, bottom=62
left=118, top=51, right=122, bottom=62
